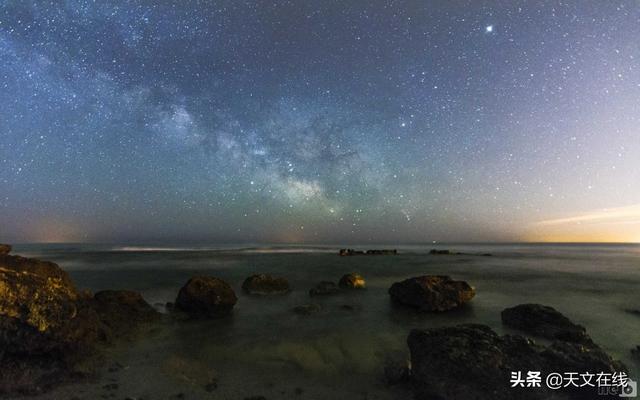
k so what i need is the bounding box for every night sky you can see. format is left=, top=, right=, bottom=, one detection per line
left=1, top=1, right=639, bottom=244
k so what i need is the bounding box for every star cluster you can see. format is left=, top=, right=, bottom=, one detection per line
left=1, top=1, right=639, bottom=243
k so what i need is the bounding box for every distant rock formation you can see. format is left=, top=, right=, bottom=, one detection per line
left=0, top=248, right=159, bottom=395
left=388, top=275, right=475, bottom=312
left=429, top=249, right=451, bottom=255
left=242, top=274, right=290, bottom=295
left=175, top=276, right=237, bottom=318
left=0, top=243, right=11, bottom=255
left=339, top=248, right=397, bottom=256
left=408, top=323, right=627, bottom=400
left=338, top=273, right=366, bottom=289
left=501, top=303, right=593, bottom=345
left=309, top=281, right=340, bottom=296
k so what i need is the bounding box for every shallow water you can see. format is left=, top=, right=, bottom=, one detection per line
left=9, top=243, right=640, bottom=399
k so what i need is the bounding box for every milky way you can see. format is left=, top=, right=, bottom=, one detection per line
left=1, top=1, right=639, bottom=243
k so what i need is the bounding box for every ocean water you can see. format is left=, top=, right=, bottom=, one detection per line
left=9, top=243, right=640, bottom=400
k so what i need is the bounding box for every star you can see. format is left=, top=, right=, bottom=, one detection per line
left=485, top=25, right=494, bottom=33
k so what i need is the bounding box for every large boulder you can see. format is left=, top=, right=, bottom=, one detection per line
left=175, top=276, right=237, bottom=318
left=92, top=290, right=160, bottom=337
left=309, top=281, right=340, bottom=296
left=388, top=275, right=475, bottom=312
left=242, top=274, right=290, bottom=295
left=338, top=273, right=366, bottom=289
left=408, top=324, right=627, bottom=400
left=501, top=304, right=592, bottom=345
left=0, top=253, right=104, bottom=394
left=0, top=243, right=11, bottom=255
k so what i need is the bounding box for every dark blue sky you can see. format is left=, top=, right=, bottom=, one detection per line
left=1, top=1, right=639, bottom=243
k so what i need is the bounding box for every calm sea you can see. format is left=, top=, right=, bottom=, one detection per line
left=10, top=243, right=640, bottom=400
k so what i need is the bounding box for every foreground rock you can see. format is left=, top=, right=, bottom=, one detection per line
left=0, top=250, right=163, bottom=395
left=338, top=273, right=366, bottom=289
left=0, top=243, right=11, bottom=255
left=242, top=274, right=290, bottom=295
left=408, top=324, right=627, bottom=400
left=388, top=275, right=475, bottom=312
left=339, top=248, right=397, bottom=256
left=175, top=276, right=237, bottom=318
left=501, top=304, right=592, bottom=345
left=309, top=281, right=340, bottom=296
left=92, top=290, right=160, bottom=337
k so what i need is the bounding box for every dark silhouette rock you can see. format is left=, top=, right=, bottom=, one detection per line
left=383, top=352, right=411, bottom=385
left=408, top=323, right=627, bottom=400
left=292, top=304, right=322, bottom=315
left=429, top=249, right=451, bottom=255
left=338, top=273, right=366, bottom=289
left=388, top=275, right=475, bottom=312
left=501, top=304, right=592, bottom=345
left=339, top=248, right=397, bottom=256
left=242, top=274, right=290, bottom=295
left=309, top=281, right=340, bottom=296
left=0, top=243, right=11, bottom=255
left=92, top=290, right=160, bottom=337
left=175, top=276, right=237, bottom=318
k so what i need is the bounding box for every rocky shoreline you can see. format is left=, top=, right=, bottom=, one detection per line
left=0, top=243, right=634, bottom=399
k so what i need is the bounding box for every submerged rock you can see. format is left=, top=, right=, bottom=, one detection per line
left=388, top=275, right=475, bottom=312
left=175, top=276, right=237, bottom=318
left=309, top=281, right=340, bottom=296
left=501, top=304, right=592, bottom=345
left=338, top=273, right=366, bottom=289
left=408, top=323, right=626, bottom=400
left=631, top=345, right=639, bottom=361
left=242, top=274, right=290, bottom=295
left=292, top=304, right=322, bottom=315
left=383, top=352, right=411, bottom=385
left=0, top=243, right=11, bottom=255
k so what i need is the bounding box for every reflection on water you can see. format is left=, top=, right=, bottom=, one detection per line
left=10, top=243, right=640, bottom=399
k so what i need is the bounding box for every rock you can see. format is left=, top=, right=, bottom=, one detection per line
left=309, top=281, right=340, bottom=296
left=338, top=273, right=366, bottom=289
left=242, top=274, right=290, bottom=295
left=625, top=308, right=640, bottom=317
left=175, top=276, right=237, bottom=318
left=339, top=248, right=397, bottom=256
left=501, top=304, right=592, bottom=344
left=0, top=244, right=11, bottom=255
left=292, top=304, right=322, bottom=315
left=429, top=249, right=451, bottom=255
left=632, top=346, right=640, bottom=360
left=388, top=275, right=475, bottom=312
left=92, top=290, right=160, bottom=337
left=0, top=253, right=105, bottom=395
left=383, top=352, right=411, bottom=385
left=408, top=323, right=626, bottom=400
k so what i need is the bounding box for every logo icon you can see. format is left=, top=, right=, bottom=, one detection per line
left=620, top=379, right=638, bottom=398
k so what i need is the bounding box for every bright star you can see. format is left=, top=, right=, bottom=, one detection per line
left=485, top=25, right=494, bottom=33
